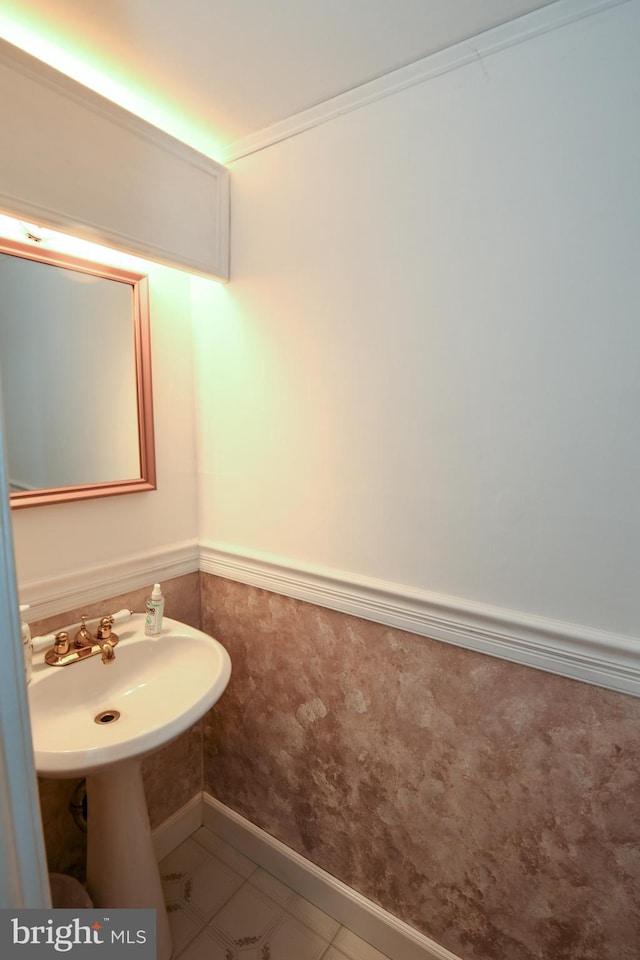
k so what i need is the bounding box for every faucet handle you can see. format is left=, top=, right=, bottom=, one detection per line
left=53, top=631, right=70, bottom=655
left=96, top=609, right=131, bottom=645
left=32, top=630, right=58, bottom=651
left=43, top=630, right=72, bottom=666
left=97, top=616, right=114, bottom=640
left=110, top=608, right=133, bottom=623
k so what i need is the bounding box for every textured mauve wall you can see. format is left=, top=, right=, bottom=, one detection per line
left=31, top=572, right=201, bottom=881
left=201, top=573, right=640, bottom=960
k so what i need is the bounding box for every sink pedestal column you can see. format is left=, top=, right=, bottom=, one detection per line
left=86, top=760, right=172, bottom=960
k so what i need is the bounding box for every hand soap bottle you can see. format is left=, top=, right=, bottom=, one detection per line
left=145, top=583, right=164, bottom=636
left=20, top=604, right=32, bottom=684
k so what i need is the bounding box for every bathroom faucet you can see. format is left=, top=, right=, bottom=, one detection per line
left=76, top=615, right=117, bottom=664
left=41, top=609, right=132, bottom=667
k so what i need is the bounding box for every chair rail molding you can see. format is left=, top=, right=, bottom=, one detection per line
left=19, top=540, right=200, bottom=622
left=199, top=541, right=640, bottom=699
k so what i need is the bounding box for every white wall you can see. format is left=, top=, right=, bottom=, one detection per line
left=194, top=1, right=640, bottom=638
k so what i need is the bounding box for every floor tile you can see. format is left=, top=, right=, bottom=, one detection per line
left=288, top=894, right=341, bottom=941
left=160, top=838, right=209, bottom=878
left=190, top=826, right=224, bottom=857
left=161, top=828, right=393, bottom=960
left=177, top=925, right=236, bottom=959
left=209, top=884, right=283, bottom=943
left=249, top=868, right=298, bottom=907
left=164, top=901, right=204, bottom=957
left=184, top=854, right=245, bottom=920
left=332, top=927, right=392, bottom=960
left=193, top=829, right=258, bottom=880
left=268, top=914, right=330, bottom=959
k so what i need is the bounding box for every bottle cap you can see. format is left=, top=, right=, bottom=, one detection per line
left=151, top=583, right=162, bottom=599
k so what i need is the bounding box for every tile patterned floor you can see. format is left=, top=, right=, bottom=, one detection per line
left=160, top=827, right=392, bottom=960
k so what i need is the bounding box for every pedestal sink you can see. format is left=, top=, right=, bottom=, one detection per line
left=28, top=613, right=231, bottom=960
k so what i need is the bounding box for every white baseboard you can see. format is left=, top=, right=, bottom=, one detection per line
left=152, top=792, right=461, bottom=959
left=151, top=792, right=203, bottom=863
left=201, top=793, right=462, bottom=960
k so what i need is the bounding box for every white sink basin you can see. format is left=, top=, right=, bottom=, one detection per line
left=28, top=613, right=231, bottom=777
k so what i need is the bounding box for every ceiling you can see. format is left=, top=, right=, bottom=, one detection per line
left=0, top=0, right=555, bottom=159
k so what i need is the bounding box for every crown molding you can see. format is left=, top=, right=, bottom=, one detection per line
left=222, top=0, right=630, bottom=163
left=200, top=541, right=640, bottom=699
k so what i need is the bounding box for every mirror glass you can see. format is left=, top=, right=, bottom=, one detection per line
left=0, top=238, right=156, bottom=508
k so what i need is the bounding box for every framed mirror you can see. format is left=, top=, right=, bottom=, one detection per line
left=0, top=237, right=156, bottom=508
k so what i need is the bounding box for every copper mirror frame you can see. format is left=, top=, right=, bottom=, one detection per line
left=1, top=238, right=156, bottom=508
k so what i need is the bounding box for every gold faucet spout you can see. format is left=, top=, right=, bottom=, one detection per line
left=75, top=614, right=95, bottom=648
left=97, top=639, right=116, bottom=664
left=76, top=614, right=118, bottom=663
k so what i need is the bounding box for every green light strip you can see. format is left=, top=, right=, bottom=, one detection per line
left=0, top=10, right=225, bottom=161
